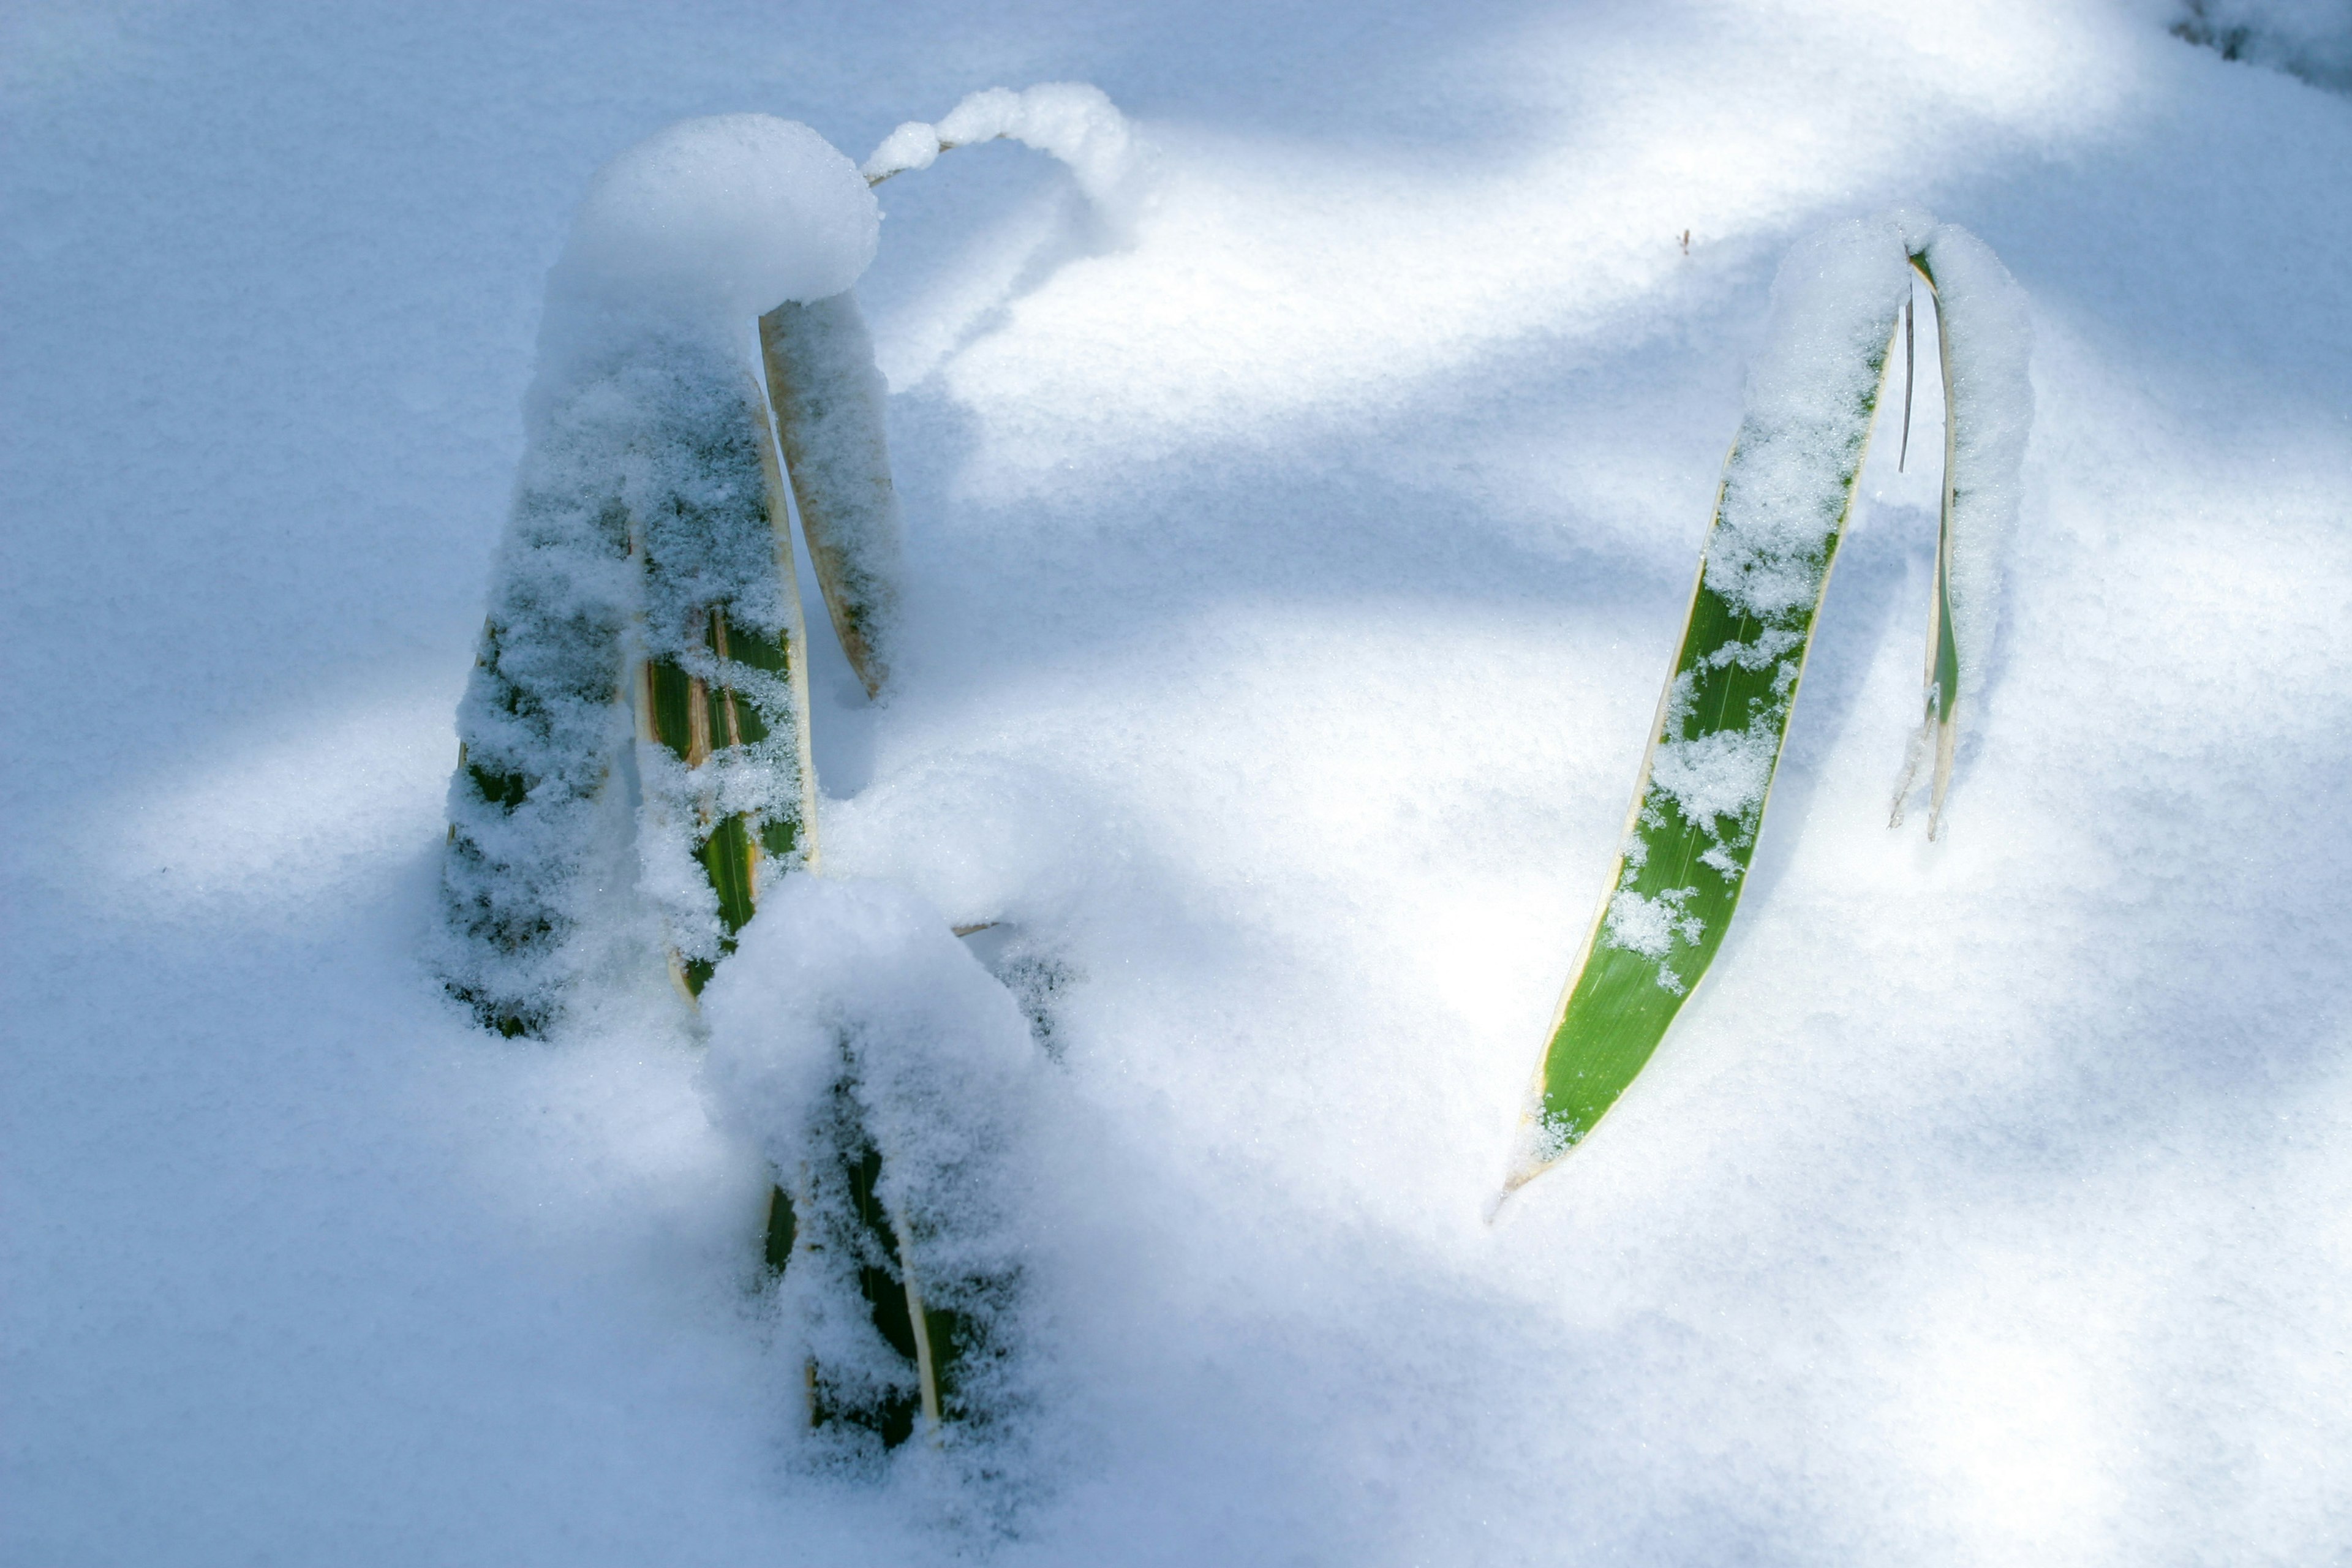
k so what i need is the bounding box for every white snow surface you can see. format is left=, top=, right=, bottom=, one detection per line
left=7, top=1, right=2352, bottom=1564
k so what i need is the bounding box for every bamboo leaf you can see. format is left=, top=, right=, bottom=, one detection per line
left=760, top=292, right=903, bottom=699
left=628, top=358, right=821, bottom=997
left=1887, top=230, right=2031, bottom=836
left=768, top=1054, right=1000, bottom=1451
left=439, top=338, right=824, bottom=1033
left=437, top=412, right=638, bottom=1036
left=1504, top=215, right=2033, bottom=1194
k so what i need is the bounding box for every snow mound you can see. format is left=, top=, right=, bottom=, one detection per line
left=548, top=114, right=877, bottom=363
left=701, top=877, right=1047, bottom=1498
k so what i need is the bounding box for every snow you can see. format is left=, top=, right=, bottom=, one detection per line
left=865, top=83, right=1142, bottom=221
left=702, top=876, right=1050, bottom=1513
left=7, top=1, right=2352, bottom=1563
left=1604, top=887, right=1704, bottom=971
left=548, top=113, right=876, bottom=362
left=1646, top=717, right=1786, bottom=842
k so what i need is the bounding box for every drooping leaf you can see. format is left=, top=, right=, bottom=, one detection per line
left=1506, top=216, right=2029, bottom=1192
left=760, top=292, right=903, bottom=699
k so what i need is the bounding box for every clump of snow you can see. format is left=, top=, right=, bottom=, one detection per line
left=862, top=83, right=1143, bottom=223
left=548, top=115, right=876, bottom=363
left=701, top=877, right=1047, bottom=1501
left=1645, top=720, right=1782, bottom=843
left=864, top=119, right=943, bottom=179
left=1602, top=888, right=1703, bottom=992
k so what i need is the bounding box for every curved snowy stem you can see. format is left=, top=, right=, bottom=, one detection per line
left=859, top=83, right=1137, bottom=213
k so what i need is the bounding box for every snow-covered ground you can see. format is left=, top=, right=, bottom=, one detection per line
left=6, top=0, right=2350, bottom=1561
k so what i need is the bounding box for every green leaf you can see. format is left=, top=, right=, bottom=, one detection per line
left=630, top=372, right=822, bottom=997
left=1506, top=242, right=1972, bottom=1191
left=773, top=1080, right=980, bottom=1450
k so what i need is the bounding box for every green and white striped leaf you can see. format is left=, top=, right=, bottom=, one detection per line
left=439, top=339, right=821, bottom=1030
left=708, top=880, right=1040, bottom=1457
left=771, top=1080, right=983, bottom=1450
left=627, top=355, right=821, bottom=996
left=439, top=360, right=662, bottom=1036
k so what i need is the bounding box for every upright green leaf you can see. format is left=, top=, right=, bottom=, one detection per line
left=438, top=379, right=649, bottom=1036
left=627, top=356, right=821, bottom=995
